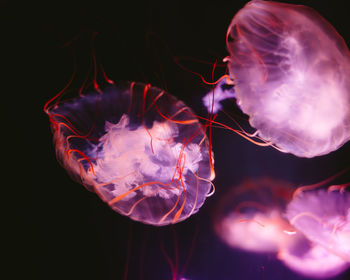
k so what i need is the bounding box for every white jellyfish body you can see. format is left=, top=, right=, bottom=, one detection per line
left=213, top=177, right=350, bottom=278
left=222, top=0, right=350, bottom=157
left=213, top=177, right=296, bottom=253
left=47, top=82, right=214, bottom=226
left=278, top=236, right=350, bottom=279
left=278, top=188, right=350, bottom=278
left=91, top=114, right=207, bottom=224
left=285, top=189, right=350, bottom=262
left=218, top=209, right=293, bottom=253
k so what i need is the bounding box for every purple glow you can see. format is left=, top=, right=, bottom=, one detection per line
left=213, top=177, right=295, bottom=253
left=46, top=82, right=214, bottom=226
left=214, top=177, right=350, bottom=278
left=218, top=209, right=293, bottom=253
left=285, top=189, right=350, bottom=261
left=279, top=235, right=349, bottom=279
left=277, top=188, right=350, bottom=278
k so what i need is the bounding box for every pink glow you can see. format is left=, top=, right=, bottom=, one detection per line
left=285, top=189, right=350, bottom=262
left=213, top=176, right=350, bottom=278
left=224, top=0, right=350, bottom=157
left=213, top=177, right=295, bottom=253
left=279, top=235, right=349, bottom=278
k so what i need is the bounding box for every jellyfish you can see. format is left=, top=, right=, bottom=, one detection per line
left=213, top=177, right=296, bottom=253
left=44, top=81, right=215, bottom=226
left=278, top=232, right=350, bottom=279
left=280, top=178, right=350, bottom=278
left=285, top=187, right=350, bottom=259
left=213, top=176, right=350, bottom=278
left=204, top=0, right=350, bottom=158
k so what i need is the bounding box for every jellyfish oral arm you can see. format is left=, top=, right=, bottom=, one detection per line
left=202, top=79, right=236, bottom=114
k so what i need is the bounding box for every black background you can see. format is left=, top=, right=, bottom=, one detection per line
left=25, top=0, right=350, bottom=279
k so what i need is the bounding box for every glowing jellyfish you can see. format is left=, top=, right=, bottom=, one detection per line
left=278, top=236, right=350, bottom=279
left=204, top=0, right=350, bottom=158
left=286, top=188, right=350, bottom=260
left=282, top=187, right=350, bottom=277
left=45, top=82, right=215, bottom=226
left=213, top=177, right=295, bottom=253
left=213, top=176, right=350, bottom=278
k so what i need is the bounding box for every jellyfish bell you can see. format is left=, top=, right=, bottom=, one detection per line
left=218, top=209, right=294, bottom=253
left=278, top=235, right=350, bottom=279
left=227, top=0, right=350, bottom=158
left=45, top=81, right=215, bottom=226
left=285, top=187, right=350, bottom=262
left=277, top=194, right=350, bottom=279
left=213, top=177, right=296, bottom=253
left=204, top=0, right=350, bottom=158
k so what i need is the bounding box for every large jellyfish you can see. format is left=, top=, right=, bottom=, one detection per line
left=45, top=82, right=215, bottom=226
left=204, top=0, right=350, bottom=158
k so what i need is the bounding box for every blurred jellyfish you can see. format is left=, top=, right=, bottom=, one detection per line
left=218, top=209, right=292, bottom=253
left=281, top=186, right=350, bottom=277
left=204, top=0, right=350, bottom=158
left=286, top=188, right=350, bottom=260
left=213, top=177, right=296, bottom=253
left=45, top=82, right=215, bottom=226
left=213, top=176, right=350, bottom=278
left=278, top=236, right=350, bottom=279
